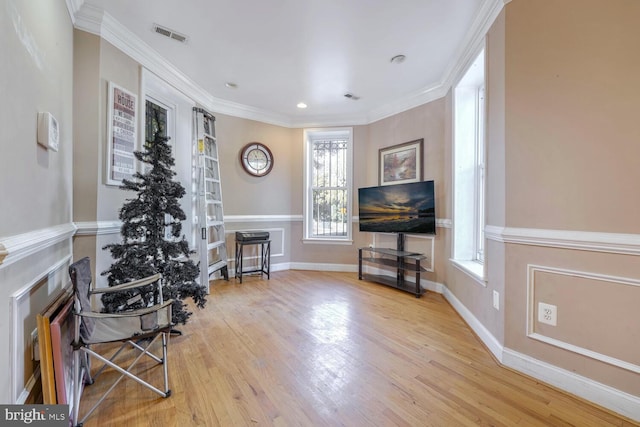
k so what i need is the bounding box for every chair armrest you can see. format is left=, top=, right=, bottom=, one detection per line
left=78, top=299, right=174, bottom=319
left=90, top=273, right=163, bottom=295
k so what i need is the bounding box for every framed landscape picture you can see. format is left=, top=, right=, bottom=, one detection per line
left=378, top=139, right=423, bottom=186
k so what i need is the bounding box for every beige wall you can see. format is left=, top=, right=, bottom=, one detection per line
left=501, top=0, right=640, bottom=396
left=73, top=32, right=143, bottom=283
left=485, top=4, right=507, bottom=345
left=0, top=0, right=73, bottom=236
left=217, top=114, right=298, bottom=216
left=0, top=0, right=74, bottom=403
left=217, top=116, right=373, bottom=268
left=366, top=100, right=449, bottom=286
left=73, top=30, right=101, bottom=223
left=505, top=0, right=640, bottom=232
left=441, top=0, right=640, bottom=401
left=95, top=39, right=141, bottom=222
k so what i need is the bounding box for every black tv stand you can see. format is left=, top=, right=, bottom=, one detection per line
left=358, top=233, right=426, bottom=298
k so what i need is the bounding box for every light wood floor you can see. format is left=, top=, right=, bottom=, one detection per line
left=77, top=270, right=637, bottom=426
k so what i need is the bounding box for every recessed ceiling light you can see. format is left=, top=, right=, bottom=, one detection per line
left=390, top=54, right=406, bottom=64
left=297, top=102, right=307, bottom=109
left=225, top=82, right=237, bottom=89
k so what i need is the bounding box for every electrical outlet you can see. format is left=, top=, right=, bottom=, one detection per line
left=492, top=290, right=499, bottom=310
left=538, top=302, right=557, bottom=326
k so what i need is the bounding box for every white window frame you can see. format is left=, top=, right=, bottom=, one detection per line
left=303, top=128, right=353, bottom=244
left=475, top=85, right=486, bottom=263
left=142, top=69, right=196, bottom=248
left=452, top=49, right=486, bottom=283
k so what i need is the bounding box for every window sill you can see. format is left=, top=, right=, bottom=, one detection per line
left=450, top=258, right=486, bottom=287
left=302, top=238, right=353, bottom=245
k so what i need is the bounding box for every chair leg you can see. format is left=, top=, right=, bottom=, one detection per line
left=128, top=338, right=163, bottom=364
left=162, top=332, right=171, bottom=395
left=91, top=341, right=128, bottom=380
left=72, top=349, right=81, bottom=426
left=75, top=333, right=171, bottom=426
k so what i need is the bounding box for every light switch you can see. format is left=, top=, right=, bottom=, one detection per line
left=37, top=112, right=59, bottom=151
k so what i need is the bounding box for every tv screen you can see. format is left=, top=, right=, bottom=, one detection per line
left=358, top=180, right=436, bottom=235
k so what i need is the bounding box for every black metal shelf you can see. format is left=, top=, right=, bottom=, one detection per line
left=358, top=245, right=426, bottom=298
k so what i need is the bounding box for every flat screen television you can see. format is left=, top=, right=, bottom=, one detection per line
left=358, top=180, right=436, bottom=235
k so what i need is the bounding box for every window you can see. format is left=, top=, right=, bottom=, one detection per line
left=143, top=69, right=196, bottom=247
left=145, top=99, right=175, bottom=241
left=453, top=49, right=486, bottom=280
left=303, top=128, right=353, bottom=242
left=145, top=100, right=168, bottom=142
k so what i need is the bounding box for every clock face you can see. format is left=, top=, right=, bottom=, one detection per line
left=240, top=142, right=273, bottom=176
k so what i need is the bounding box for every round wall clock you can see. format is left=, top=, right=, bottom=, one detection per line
left=240, top=142, right=274, bottom=177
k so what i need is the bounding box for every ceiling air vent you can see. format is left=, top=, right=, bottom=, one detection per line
left=153, top=24, right=188, bottom=43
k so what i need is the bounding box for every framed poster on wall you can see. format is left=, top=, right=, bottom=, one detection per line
left=106, top=82, right=137, bottom=185
left=378, top=138, right=423, bottom=186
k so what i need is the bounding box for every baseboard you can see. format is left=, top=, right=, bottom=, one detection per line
left=437, top=281, right=639, bottom=423
left=503, top=348, right=640, bottom=422
left=420, top=278, right=444, bottom=294
left=16, top=366, right=40, bottom=404
left=440, top=285, right=504, bottom=361
left=223, top=262, right=355, bottom=279
left=289, top=262, right=358, bottom=273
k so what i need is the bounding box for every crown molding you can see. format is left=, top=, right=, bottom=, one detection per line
left=64, top=0, right=84, bottom=25
left=366, top=83, right=450, bottom=124
left=366, top=0, right=505, bottom=124
left=72, top=0, right=506, bottom=128
left=288, top=112, right=370, bottom=129
left=74, top=4, right=295, bottom=128
left=441, top=0, right=506, bottom=91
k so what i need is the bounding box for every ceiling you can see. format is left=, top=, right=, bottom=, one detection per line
left=75, top=0, right=497, bottom=127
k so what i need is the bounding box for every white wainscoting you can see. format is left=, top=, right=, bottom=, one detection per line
left=74, top=221, right=121, bottom=235
left=526, top=264, right=640, bottom=374
left=10, top=254, right=72, bottom=403
left=0, top=223, right=76, bottom=269
left=440, top=281, right=640, bottom=422
left=224, top=215, right=303, bottom=223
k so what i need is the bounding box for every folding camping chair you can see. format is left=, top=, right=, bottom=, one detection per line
left=69, top=257, right=173, bottom=426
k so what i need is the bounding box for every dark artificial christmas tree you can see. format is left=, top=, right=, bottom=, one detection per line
left=102, top=113, right=206, bottom=325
